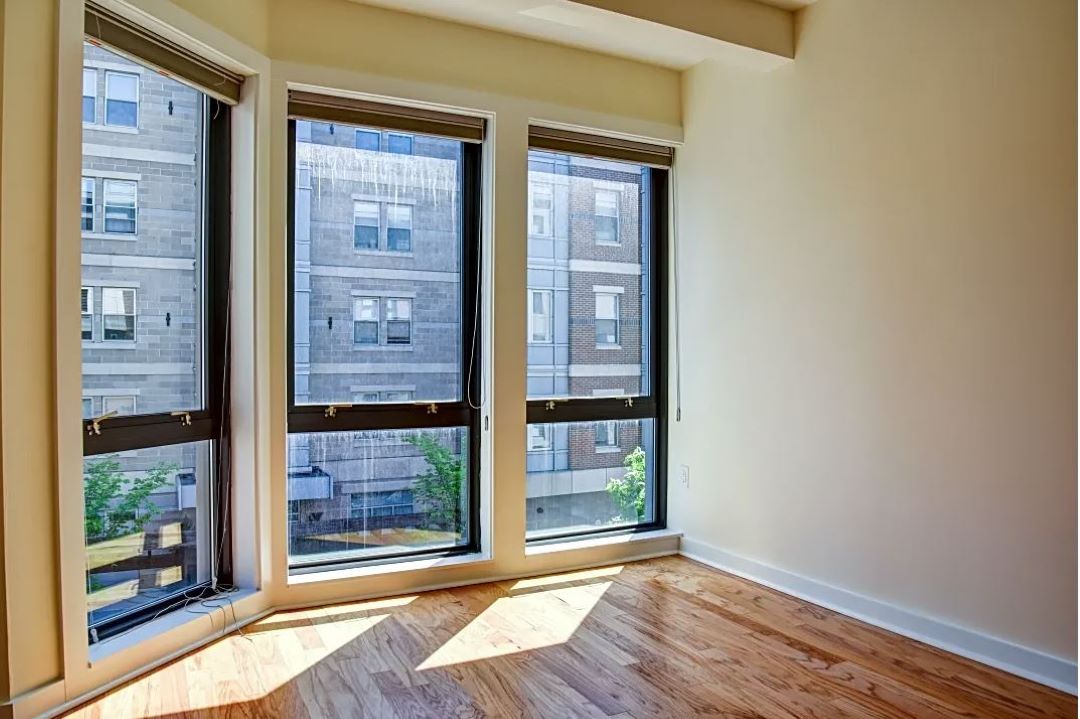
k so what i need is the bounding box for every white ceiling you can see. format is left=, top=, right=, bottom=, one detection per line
left=342, top=0, right=810, bottom=69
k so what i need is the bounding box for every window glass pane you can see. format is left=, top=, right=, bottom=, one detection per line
left=103, top=180, right=137, bottom=234
left=353, top=201, right=379, bottom=249
left=84, top=441, right=211, bottom=629
left=595, top=189, right=620, bottom=244
left=294, top=122, right=463, bottom=405
left=526, top=150, right=649, bottom=400
left=387, top=133, right=413, bottom=154
left=287, top=428, right=470, bottom=564
left=103, top=396, right=137, bottom=415
left=387, top=204, right=412, bottom=252
left=352, top=297, right=379, bottom=345
left=81, top=177, right=95, bottom=231
left=525, top=419, right=655, bottom=539
left=355, top=129, right=380, bottom=151
left=81, top=287, right=93, bottom=340
left=83, top=398, right=94, bottom=419
left=82, top=43, right=204, bottom=415
left=105, top=71, right=138, bottom=127
left=82, top=68, right=96, bottom=123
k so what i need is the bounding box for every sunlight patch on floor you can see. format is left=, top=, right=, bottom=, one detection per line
left=417, top=567, right=622, bottom=669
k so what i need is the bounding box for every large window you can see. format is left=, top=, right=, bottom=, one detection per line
left=287, top=91, right=484, bottom=570
left=524, top=128, right=669, bottom=541
left=79, top=20, right=235, bottom=643
left=104, top=70, right=139, bottom=128
left=103, top=179, right=137, bottom=234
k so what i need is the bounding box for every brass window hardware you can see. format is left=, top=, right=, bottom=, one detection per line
left=625, top=397, right=634, bottom=408
left=171, top=411, right=192, bottom=426
left=324, top=403, right=353, bottom=418
left=544, top=399, right=569, bottom=411
left=412, top=401, right=440, bottom=414
left=86, top=410, right=118, bottom=436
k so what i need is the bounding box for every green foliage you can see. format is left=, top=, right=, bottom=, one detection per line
left=83, top=456, right=177, bottom=542
left=606, top=446, right=647, bottom=522
left=405, top=433, right=464, bottom=532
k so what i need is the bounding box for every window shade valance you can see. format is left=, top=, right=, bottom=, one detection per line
left=529, top=126, right=674, bottom=168
left=85, top=2, right=244, bottom=105
left=288, top=90, right=486, bottom=143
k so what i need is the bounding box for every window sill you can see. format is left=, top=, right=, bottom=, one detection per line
left=84, top=340, right=138, bottom=349
left=83, top=122, right=139, bottom=135
left=595, top=446, right=623, bottom=454
left=595, top=344, right=622, bottom=350
left=351, top=344, right=414, bottom=352
left=83, top=232, right=138, bottom=241
left=353, top=249, right=415, bottom=258
left=595, top=241, right=622, bottom=247
left=88, top=587, right=258, bottom=664
left=526, top=528, right=681, bottom=557
left=288, top=550, right=491, bottom=585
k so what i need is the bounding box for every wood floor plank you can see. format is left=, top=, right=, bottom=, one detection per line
left=61, top=556, right=1077, bottom=719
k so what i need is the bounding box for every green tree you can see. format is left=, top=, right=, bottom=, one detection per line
left=606, top=447, right=647, bottom=522
left=405, top=433, right=464, bottom=532
left=83, top=456, right=177, bottom=542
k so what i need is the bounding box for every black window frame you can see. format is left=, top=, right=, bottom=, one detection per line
left=286, top=113, right=484, bottom=573
left=524, top=146, right=669, bottom=545
left=81, top=95, right=232, bottom=643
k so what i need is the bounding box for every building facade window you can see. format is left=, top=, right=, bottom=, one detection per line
left=595, top=292, right=620, bottom=345
left=101, top=287, right=136, bottom=342
left=81, top=177, right=95, bottom=231
left=104, top=70, right=139, bottom=128
left=387, top=204, right=413, bottom=252
left=79, top=33, right=232, bottom=643
left=527, top=424, right=552, bottom=452
left=82, top=68, right=97, bottom=123
left=528, top=289, right=553, bottom=343
left=103, top=179, right=137, bottom=234
left=595, top=420, right=618, bottom=449
left=385, top=297, right=412, bottom=345
left=81, top=287, right=93, bottom=340
left=529, top=183, right=553, bottom=237
left=353, top=201, right=379, bottom=249
left=523, top=135, right=668, bottom=542
left=103, top=395, right=137, bottom=415
left=353, top=297, right=380, bottom=344
left=595, top=189, right=620, bottom=244
left=355, top=129, right=380, bottom=151
left=387, top=133, right=413, bottom=155
left=288, top=102, right=484, bottom=571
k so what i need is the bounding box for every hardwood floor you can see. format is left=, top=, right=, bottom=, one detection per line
left=63, top=556, right=1076, bottom=718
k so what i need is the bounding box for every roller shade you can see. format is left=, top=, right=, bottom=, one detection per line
left=529, top=126, right=673, bottom=168
left=288, top=90, right=485, bottom=143
left=85, top=2, right=243, bottom=105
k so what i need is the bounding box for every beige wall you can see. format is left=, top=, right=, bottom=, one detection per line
left=671, top=0, right=1076, bottom=661
left=266, top=0, right=679, bottom=127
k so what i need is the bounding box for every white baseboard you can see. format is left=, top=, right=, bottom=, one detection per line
left=679, top=537, right=1077, bottom=696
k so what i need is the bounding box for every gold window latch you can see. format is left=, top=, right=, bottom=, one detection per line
left=171, top=411, right=192, bottom=426
left=324, top=403, right=353, bottom=418
left=544, top=399, right=569, bottom=411
left=625, top=397, right=634, bottom=408
left=86, top=410, right=118, bottom=436
left=412, top=401, right=439, bottom=414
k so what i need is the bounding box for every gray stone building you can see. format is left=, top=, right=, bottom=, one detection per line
left=81, top=43, right=209, bottom=625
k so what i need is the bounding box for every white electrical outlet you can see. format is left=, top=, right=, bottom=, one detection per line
left=679, top=464, right=690, bottom=487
